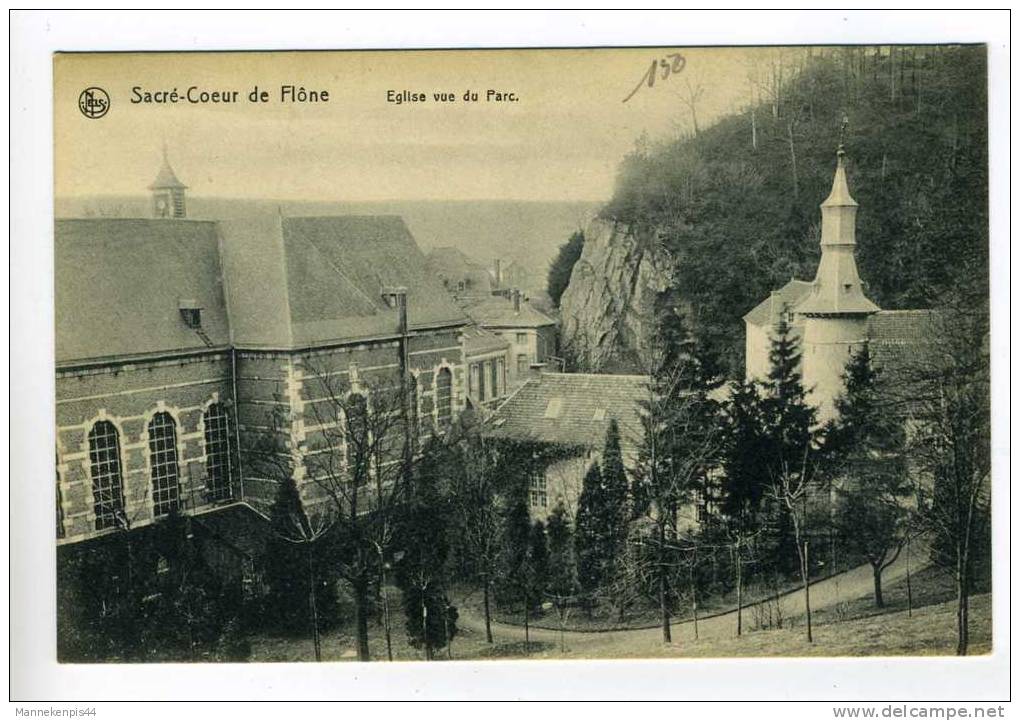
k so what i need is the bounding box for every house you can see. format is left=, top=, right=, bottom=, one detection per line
left=744, top=146, right=933, bottom=422
left=55, top=155, right=471, bottom=576
left=458, top=290, right=557, bottom=387
left=483, top=372, right=647, bottom=520
left=425, top=246, right=493, bottom=296
left=462, top=324, right=512, bottom=412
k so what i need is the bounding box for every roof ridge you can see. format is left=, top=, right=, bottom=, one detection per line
left=540, top=372, right=649, bottom=381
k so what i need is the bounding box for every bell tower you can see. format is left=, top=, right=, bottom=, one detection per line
left=797, top=146, right=880, bottom=422
left=149, top=145, right=187, bottom=219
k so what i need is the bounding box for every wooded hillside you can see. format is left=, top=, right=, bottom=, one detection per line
left=601, top=46, right=988, bottom=375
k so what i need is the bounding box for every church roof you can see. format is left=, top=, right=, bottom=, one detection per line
left=56, top=214, right=468, bottom=364
left=483, top=372, right=647, bottom=451
left=281, top=216, right=469, bottom=345
left=743, top=279, right=814, bottom=326
left=56, top=219, right=231, bottom=365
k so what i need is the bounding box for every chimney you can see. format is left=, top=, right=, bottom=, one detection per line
left=513, top=289, right=521, bottom=313
left=494, top=259, right=502, bottom=289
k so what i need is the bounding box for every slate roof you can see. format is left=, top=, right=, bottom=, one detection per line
left=459, top=293, right=556, bottom=329
left=484, top=372, right=647, bottom=451
left=55, top=219, right=231, bottom=365
left=463, top=323, right=511, bottom=357
left=280, top=216, right=468, bottom=345
left=867, top=310, right=937, bottom=371
left=743, top=279, right=814, bottom=327
left=56, top=215, right=468, bottom=363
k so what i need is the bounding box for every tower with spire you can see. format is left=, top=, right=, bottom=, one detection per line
left=149, top=145, right=187, bottom=219
left=742, top=145, right=881, bottom=423
left=797, top=145, right=879, bottom=421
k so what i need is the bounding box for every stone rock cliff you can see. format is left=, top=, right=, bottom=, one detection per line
left=558, top=219, right=673, bottom=372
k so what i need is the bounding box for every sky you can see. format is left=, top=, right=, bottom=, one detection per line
left=55, top=48, right=796, bottom=203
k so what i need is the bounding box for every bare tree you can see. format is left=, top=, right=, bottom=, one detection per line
left=679, top=79, right=705, bottom=137
left=892, top=298, right=990, bottom=655
left=247, top=357, right=416, bottom=662
left=446, top=425, right=508, bottom=644
left=767, top=447, right=816, bottom=642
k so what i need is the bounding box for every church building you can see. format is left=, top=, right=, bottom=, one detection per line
left=55, top=155, right=470, bottom=570
left=744, top=147, right=933, bottom=422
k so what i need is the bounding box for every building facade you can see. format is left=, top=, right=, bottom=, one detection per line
left=458, top=289, right=557, bottom=388
left=56, top=160, right=471, bottom=552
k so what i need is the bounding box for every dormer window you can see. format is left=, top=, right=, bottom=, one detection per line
left=543, top=397, right=563, bottom=419
left=179, top=299, right=202, bottom=328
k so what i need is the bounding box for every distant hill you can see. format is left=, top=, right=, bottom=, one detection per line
left=562, top=45, right=988, bottom=375
left=55, top=196, right=600, bottom=297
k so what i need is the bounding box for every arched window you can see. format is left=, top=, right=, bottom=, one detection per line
left=88, top=421, right=124, bottom=530
left=436, top=367, right=453, bottom=426
left=148, top=412, right=181, bottom=517
left=408, top=375, right=420, bottom=426
left=344, top=393, right=370, bottom=471
left=203, top=403, right=233, bottom=502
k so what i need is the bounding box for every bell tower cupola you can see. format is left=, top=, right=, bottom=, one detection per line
left=149, top=145, right=187, bottom=219
left=796, top=146, right=879, bottom=316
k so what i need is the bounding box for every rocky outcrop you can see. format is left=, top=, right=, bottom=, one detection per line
left=558, top=219, right=673, bottom=371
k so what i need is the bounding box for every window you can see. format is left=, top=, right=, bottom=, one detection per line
left=516, top=332, right=528, bottom=345
left=436, top=367, right=453, bottom=426
left=529, top=472, right=548, bottom=509
left=203, top=403, right=233, bottom=502
left=481, top=361, right=492, bottom=401
left=344, top=393, right=370, bottom=476
left=148, top=412, right=181, bottom=517
left=543, top=398, right=563, bottom=419
left=408, top=374, right=420, bottom=425
left=346, top=393, right=369, bottom=446
left=517, top=353, right=529, bottom=375
left=497, top=358, right=506, bottom=397
left=469, top=363, right=480, bottom=399
left=88, top=421, right=124, bottom=530
left=489, top=361, right=498, bottom=401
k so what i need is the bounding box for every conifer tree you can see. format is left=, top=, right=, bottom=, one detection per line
left=395, top=435, right=457, bottom=659
left=573, top=463, right=608, bottom=613
left=547, top=230, right=585, bottom=308
left=546, top=502, right=576, bottom=600
left=632, top=302, right=723, bottom=641
left=828, top=343, right=911, bottom=607
left=263, top=475, right=339, bottom=648
left=528, top=520, right=549, bottom=603
left=759, top=314, right=819, bottom=578
left=720, top=380, right=768, bottom=524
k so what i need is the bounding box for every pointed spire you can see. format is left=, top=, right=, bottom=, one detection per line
left=821, top=145, right=857, bottom=208
left=796, top=144, right=878, bottom=316
left=149, top=146, right=187, bottom=190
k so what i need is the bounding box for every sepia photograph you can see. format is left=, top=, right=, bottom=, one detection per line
left=9, top=9, right=1010, bottom=706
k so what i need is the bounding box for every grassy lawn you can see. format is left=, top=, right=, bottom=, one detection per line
left=247, top=562, right=991, bottom=661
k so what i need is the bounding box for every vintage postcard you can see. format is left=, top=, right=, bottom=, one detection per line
left=48, top=41, right=994, bottom=675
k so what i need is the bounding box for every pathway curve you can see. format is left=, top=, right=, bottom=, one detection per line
left=455, top=546, right=924, bottom=655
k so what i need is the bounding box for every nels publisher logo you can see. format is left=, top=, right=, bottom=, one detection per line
left=78, top=87, right=110, bottom=119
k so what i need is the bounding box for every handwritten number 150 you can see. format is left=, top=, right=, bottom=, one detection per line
left=623, top=53, right=686, bottom=103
